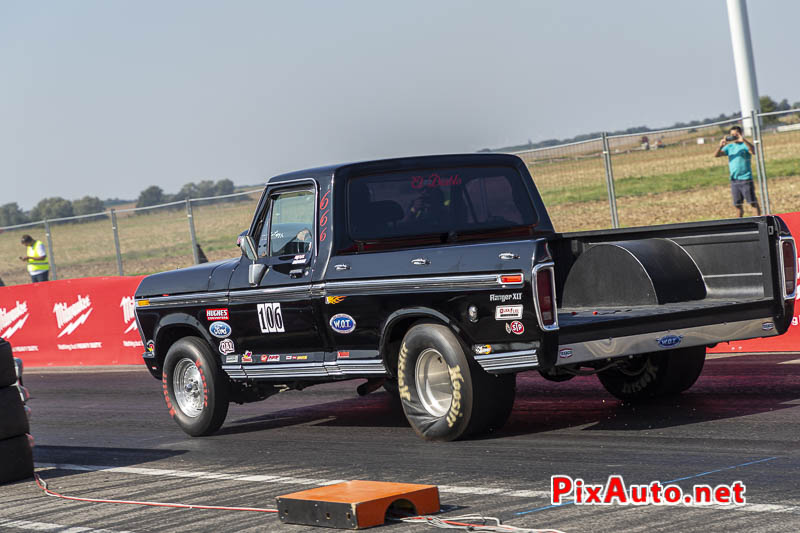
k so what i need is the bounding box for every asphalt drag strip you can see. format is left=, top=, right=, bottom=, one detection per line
left=0, top=352, right=799, bottom=531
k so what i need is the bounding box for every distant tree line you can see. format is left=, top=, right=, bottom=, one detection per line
left=484, top=95, right=800, bottom=153
left=135, top=179, right=236, bottom=208
left=0, top=178, right=240, bottom=227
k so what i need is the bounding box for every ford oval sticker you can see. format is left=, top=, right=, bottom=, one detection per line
left=209, top=321, right=232, bottom=338
left=656, top=334, right=683, bottom=348
left=329, top=314, right=356, bottom=334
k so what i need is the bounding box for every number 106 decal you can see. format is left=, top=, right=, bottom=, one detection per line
left=257, top=303, right=285, bottom=333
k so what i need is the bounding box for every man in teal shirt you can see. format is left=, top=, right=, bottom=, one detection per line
left=714, top=125, right=761, bottom=217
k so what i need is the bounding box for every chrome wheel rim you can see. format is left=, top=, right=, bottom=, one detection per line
left=173, top=358, right=204, bottom=418
left=414, top=348, right=452, bottom=417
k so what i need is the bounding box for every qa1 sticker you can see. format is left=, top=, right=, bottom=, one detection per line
left=209, top=321, right=232, bottom=338
left=505, top=321, right=524, bottom=335
left=330, top=314, right=356, bottom=334
left=219, top=339, right=235, bottom=355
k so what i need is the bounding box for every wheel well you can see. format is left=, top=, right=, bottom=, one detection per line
left=155, top=326, right=207, bottom=370
left=381, top=316, right=446, bottom=377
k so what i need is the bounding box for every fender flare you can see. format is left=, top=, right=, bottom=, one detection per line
left=378, top=307, right=465, bottom=376
left=153, top=313, right=215, bottom=365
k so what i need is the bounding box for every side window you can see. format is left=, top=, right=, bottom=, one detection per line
left=259, top=189, right=315, bottom=257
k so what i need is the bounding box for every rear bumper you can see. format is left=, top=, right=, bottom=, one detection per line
left=555, top=316, right=778, bottom=366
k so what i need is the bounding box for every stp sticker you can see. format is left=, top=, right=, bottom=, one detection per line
left=209, top=321, right=232, bottom=338
left=329, top=314, right=356, bottom=334
left=241, top=350, right=253, bottom=363
left=206, top=308, right=229, bottom=321
left=257, top=303, right=285, bottom=333
left=505, top=321, right=525, bottom=335
left=495, top=305, right=523, bottom=320
left=219, top=339, right=235, bottom=355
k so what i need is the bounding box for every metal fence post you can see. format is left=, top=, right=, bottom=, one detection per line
left=186, top=199, right=200, bottom=264
left=601, top=132, right=620, bottom=228
left=110, top=209, right=124, bottom=276
left=750, top=109, right=771, bottom=214
left=43, top=219, right=57, bottom=281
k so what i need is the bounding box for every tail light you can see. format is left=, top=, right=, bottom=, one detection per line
left=780, top=237, right=797, bottom=299
left=533, top=263, right=558, bottom=330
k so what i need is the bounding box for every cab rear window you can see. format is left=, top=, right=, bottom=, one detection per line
left=347, top=166, right=537, bottom=242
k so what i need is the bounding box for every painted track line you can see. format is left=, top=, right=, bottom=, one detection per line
left=0, top=518, right=133, bottom=533
left=35, top=462, right=551, bottom=499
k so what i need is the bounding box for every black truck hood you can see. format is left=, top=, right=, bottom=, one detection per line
left=135, top=258, right=238, bottom=298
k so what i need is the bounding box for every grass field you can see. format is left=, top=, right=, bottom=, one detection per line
left=1, top=128, right=798, bottom=286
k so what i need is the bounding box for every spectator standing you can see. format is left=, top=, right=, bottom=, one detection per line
left=714, top=126, right=761, bottom=218
left=19, top=234, right=49, bottom=282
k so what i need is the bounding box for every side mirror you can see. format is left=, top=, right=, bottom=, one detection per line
left=238, top=234, right=257, bottom=262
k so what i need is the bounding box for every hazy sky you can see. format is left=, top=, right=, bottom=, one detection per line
left=2, top=0, right=799, bottom=210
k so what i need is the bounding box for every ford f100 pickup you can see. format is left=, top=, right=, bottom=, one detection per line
left=134, top=153, right=797, bottom=441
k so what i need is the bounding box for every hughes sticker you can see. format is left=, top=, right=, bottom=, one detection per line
left=206, top=308, right=229, bottom=321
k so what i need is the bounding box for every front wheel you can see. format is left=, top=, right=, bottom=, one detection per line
left=163, top=337, right=230, bottom=436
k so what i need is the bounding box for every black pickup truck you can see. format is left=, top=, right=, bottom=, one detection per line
left=134, top=154, right=797, bottom=441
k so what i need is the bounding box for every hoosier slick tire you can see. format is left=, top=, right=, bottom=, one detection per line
left=0, top=434, right=33, bottom=484
left=597, top=347, right=707, bottom=402
left=0, top=339, right=15, bottom=388
left=162, top=337, right=230, bottom=437
left=0, top=386, right=29, bottom=440
left=397, top=323, right=515, bottom=441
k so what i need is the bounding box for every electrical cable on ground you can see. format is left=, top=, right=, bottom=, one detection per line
left=34, top=474, right=278, bottom=513
left=34, top=473, right=564, bottom=532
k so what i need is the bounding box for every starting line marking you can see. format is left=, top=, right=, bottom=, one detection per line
left=0, top=518, right=133, bottom=533
left=778, top=358, right=800, bottom=365
left=34, top=462, right=551, bottom=499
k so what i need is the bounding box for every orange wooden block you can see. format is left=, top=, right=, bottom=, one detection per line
left=276, top=480, right=440, bottom=529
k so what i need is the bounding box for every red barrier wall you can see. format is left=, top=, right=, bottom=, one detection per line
left=0, top=276, right=145, bottom=367
left=709, top=211, right=800, bottom=354
left=1, top=214, right=798, bottom=367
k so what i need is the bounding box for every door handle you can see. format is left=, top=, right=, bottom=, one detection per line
left=411, top=258, right=430, bottom=266
left=334, top=264, right=350, bottom=271
left=289, top=268, right=304, bottom=279
left=499, top=252, right=520, bottom=260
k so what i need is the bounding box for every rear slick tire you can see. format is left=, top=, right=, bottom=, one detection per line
left=597, top=347, right=706, bottom=402
left=397, top=323, right=515, bottom=441
left=162, top=337, right=230, bottom=437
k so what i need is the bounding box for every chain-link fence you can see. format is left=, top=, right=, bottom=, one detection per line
left=2, top=108, right=799, bottom=285
left=0, top=190, right=261, bottom=286
left=511, top=109, right=800, bottom=232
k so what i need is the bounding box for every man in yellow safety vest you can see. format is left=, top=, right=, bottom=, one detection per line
left=19, top=234, right=49, bottom=283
